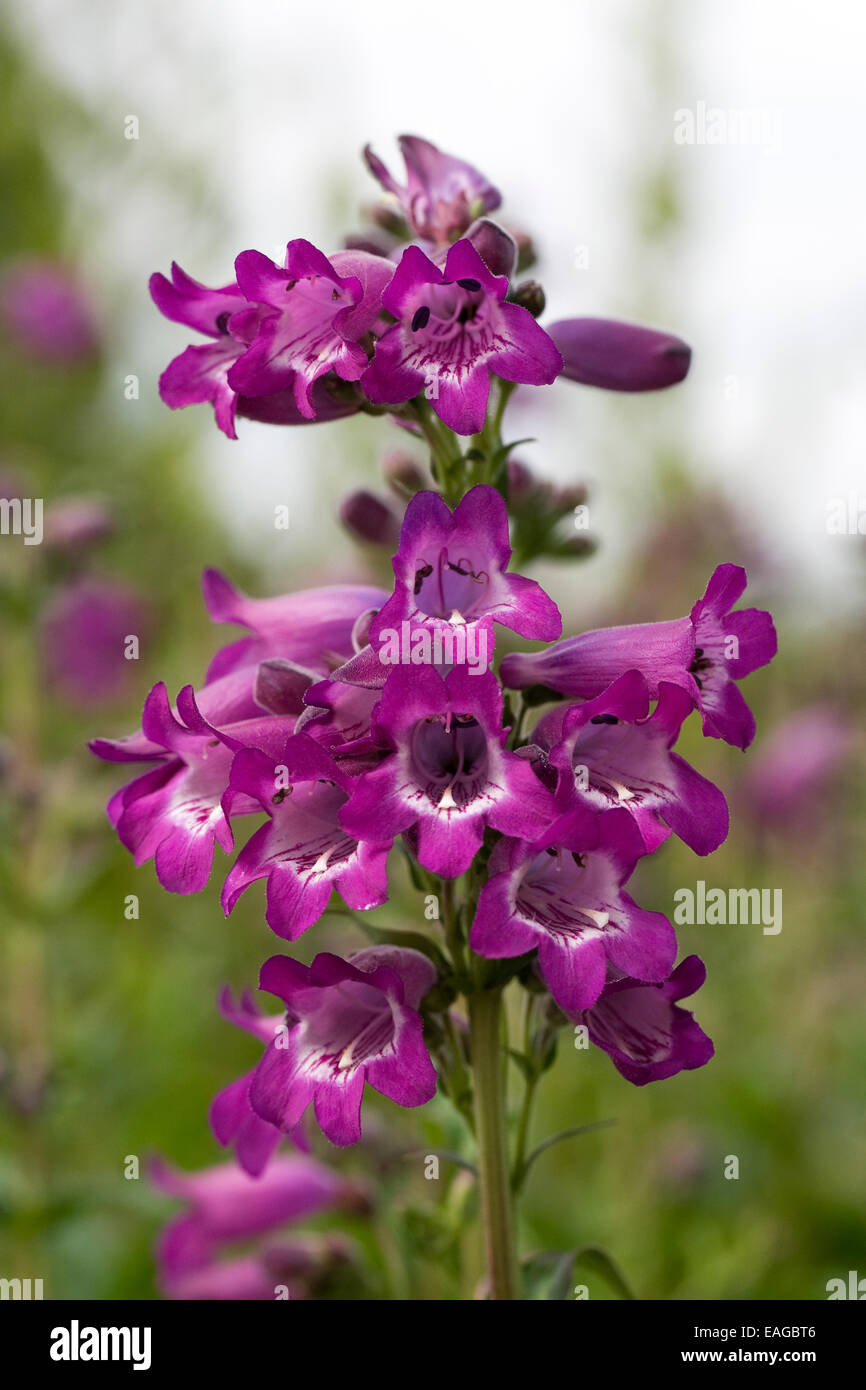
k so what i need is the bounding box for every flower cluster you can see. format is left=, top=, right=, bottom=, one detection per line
left=150, top=135, right=691, bottom=443
left=93, top=478, right=775, bottom=1158
left=95, top=133, right=778, bottom=1298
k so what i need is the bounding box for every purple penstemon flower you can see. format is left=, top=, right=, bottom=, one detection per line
left=209, top=988, right=295, bottom=1176
left=339, top=664, right=557, bottom=879
left=94, top=683, right=295, bottom=894
left=361, top=240, right=562, bottom=435
left=470, top=807, right=677, bottom=1014
left=533, top=669, right=729, bottom=855
left=249, top=947, right=438, bottom=1146
left=227, top=241, right=393, bottom=417
left=369, top=484, right=562, bottom=659
left=501, top=563, right=777, bottom=750
left=150, top=1152, right=351, bottom=1299
left=363, top=134, right=501, bottom=244
left=149, top=262, right=259, bottom=439
left=574, top=956, right=714, bottom=1085
left=202, top=568, right=388, bottom=683
left=221, top=732, right=392, bottom=939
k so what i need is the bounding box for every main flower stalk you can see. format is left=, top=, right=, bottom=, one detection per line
left=468, top=987, right=520, bottom=1300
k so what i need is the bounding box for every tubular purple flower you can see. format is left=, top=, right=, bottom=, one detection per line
left=150, top=1153, right=349, bottom=1298
left=201, top=569, right=388, bottom=682
left=227, top=241, right=393, bottom=417
left=363, top=134, right=501, bottom=244
left=95, top=683, right=295, bottom=894
left=361, top=241, right=562, bottom=435
left=501, top=564, right=777, bottom=750
left=149, top=262, right=257, bottom=439
left=470, top=808, right=677, bottom=1013
left=221, top=733, right=392, bottom=939
left=548, top=317, right=692, bottom=392
left=574, top=956, right=714, bottom=1084
left=340, top=664, right=558, bottom=878
left=535, top=670, right=729, bottom=855
left=249, top=947, right=438, bottom=1146
left=210, top=988, right=306, bottom=1174
left=369, top=485, right=561, bottom=654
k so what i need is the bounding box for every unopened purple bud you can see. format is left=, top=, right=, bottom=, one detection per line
left=465, top=218, right=517, bottom=278
left=382, top=451, right=427, bottom=497
left=509, top=279, right=546, bottom=318
left=506, top=458, right=537, bottom=504
left=339, top=489, right=402, bottom=548
left=550, top=317, right=692, bottom=392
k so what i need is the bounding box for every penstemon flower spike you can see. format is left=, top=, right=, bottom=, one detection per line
left=97, top=134, right=777, bottom=1301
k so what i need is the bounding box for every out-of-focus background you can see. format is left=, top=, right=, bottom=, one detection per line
left=0, top=0, right=863, bottom=1300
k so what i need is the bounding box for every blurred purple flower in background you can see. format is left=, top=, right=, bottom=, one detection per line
left=1, top=259, right=99, bottom=361
left=41, top=576, right=150, bottom=705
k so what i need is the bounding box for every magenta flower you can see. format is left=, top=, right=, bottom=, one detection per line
left=534, top=670, right=729, bottom=855
left=470, top=808, right=677, bottom=1013
left=739, top=705, right=855, bottom=831
left=502, top=563, right=777, bottom=750
left=361, top=240, right=562, bottom=435
left=295, top=676, right=381, bottom=763
left=150, top=1153, right=349, bottom=1299
left=363, top=134, right=501, bottom=244
left=222, top=734, right=392, bottom=940
left=95, top=683, right=295, bottom=893
left=549, top=317, right=692, bottom=392
left=1, top=259, right=99, bottom=361
left=249, top=947, right=438, bottom=1146
left=227, top=241, right=392, bottom=416
left=575, top=956, right=714, bottom=1085
left=150, top=262, right=257, bottom=439
left=340, top=665, right=557, bottom=878
left=369, top=485, right=562, bottom=652
left=41, top=577, right=149, bottom=706
left=210, top=988, right=306, bottom=1175
left=202, top=568, right=388, bottom=683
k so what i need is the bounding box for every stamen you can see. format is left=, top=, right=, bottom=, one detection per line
left=457, top=278, right=481, bottom=291
left=414, top=561, right=433, bottom=595
left=215, top=311, right=230, bottom=335
left=411, top=305, right=430, bottom=331
left=590, top=714, right=619, bottom=725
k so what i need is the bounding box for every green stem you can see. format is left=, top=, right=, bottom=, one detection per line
left=510, top=992, right=538, bottom=1190
left=469, top=988, right=521, bottom=1299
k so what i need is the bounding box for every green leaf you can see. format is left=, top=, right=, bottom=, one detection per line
left=522, top=1244, right=636, bottom=1300
left=405, top=1147, right=477, bottom=1176
left=521, top=1119, right=617, bottom=1180
left=506, top=1047, right=535, bottom=1083
left=353, top=921, right=449, bottom=972
left=572, top=1245, right=636, bottom=1300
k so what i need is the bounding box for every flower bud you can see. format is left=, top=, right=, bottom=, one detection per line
left=549, top=317, right=692, bottom=392
left=338, top=489, right=402, bottom=548
left=509, top=279, right=546, bottom=318
left=382, top=450, right=427, bottom=497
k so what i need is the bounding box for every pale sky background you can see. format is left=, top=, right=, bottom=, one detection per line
left=10, top=0, right=866, bottom=622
